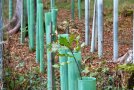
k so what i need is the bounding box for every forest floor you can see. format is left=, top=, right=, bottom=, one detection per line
left=2, top=2, right=134, bottom=90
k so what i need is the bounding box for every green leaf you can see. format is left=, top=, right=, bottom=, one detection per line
left=58, top=53, right=66, bottom=57
left=59, top=37, right=70, bottom=47
left=74, top=45, right=80, bottom=52
left=52, top=64, right=60, bottom=68
left=69, top=34, right=75, bottom=45
left=19, top=76, right=25, bottom=82
left=118, top=64, right=134, bottom=72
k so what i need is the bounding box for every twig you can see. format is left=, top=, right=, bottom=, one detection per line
left=69, top=48, right=82, bottom=80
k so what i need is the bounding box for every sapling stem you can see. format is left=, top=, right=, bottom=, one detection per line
left=69, top=48, right=82, bottom=80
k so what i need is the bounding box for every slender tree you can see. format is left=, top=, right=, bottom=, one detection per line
left=113, top=0, right=118, bottom=61
left=3, top=0, right=36, bottom=35
left=85, top=0, right=90, bottom=45
left=91, top=0, right=97, bottom=52
left=97, top=0, right=103, bottom=58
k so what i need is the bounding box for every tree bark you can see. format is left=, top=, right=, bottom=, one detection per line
left=115, top=49, right=133, bottom=64
left=3, top=0, right=36, bottom=35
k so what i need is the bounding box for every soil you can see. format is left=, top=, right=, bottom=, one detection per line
left=3, top=8, right=133, bottom=89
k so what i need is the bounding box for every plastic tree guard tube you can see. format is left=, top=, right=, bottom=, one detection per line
left=36, top=0, right=42, bottom=3
left=59, top=49, right=68, bottom=90
left=45, top=12, right=51, bottom=44
left=58, top=34, right=69, bottom=90
left=28, top=0, right=35, bottom=51
left=45, top=12, right=55, bottom=90
left=71, top=0, right=75, bottom=20
left=27, top=0, right=32, bottom=50
left=36, top=0, right=42, bottom=63
left=36, top=3, right=40, bottom=63
left=68, top=52, right=81, bottom=90
left=78, top=77, right=96, bottom=90
left=38, top=3, right=44, bottom=73
left=9, top=0, right=13, bottom=20
left=20, top=0, right=27, bottom=44
left=78, top=0, right=81, bottom=20
left=51, top=8, right=58, bottom=42
left=58, top=34, right=69, bottom=39
left=51, top=8, right=58, bottom=34
left=50, top=0, right=55, bottom=9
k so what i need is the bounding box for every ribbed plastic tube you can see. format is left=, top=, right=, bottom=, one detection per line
left=20, top=0, right=27, bottom=44
left=68, top=52, right=81, bottom=90
left=36, top=0, right=43, bottom=63
left=50, top=0, right=55, bottom=9
left=45, top=12, right=51, bottom=44
left=36, top=0, right=42, bottom=3
left=71, top=0, right=75, bottom=20
left=51, top=8, right=58, bottom=34
left=58, top=34, right=69, bottom=90
left=78, top=0, right=81, bottom=20
left=38, top=3, right=44, bottom=73
left=58, top=34, right=69, bottom=39
left=28, top=0, right=35, bottom=51
left=36, top=3, right=40, bottom=63
left=9, top=0, right=13, bottom=20
left=45, top=12, right=54, bottom=90
left=59, top=49, right=68, bottom=90
left=78, top=77, right=96, bottom=90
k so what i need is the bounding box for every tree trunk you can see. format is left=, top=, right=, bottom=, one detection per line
left=115, top=49, right=133, bottom=64
left=3, top=0, right=36, bottom=35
